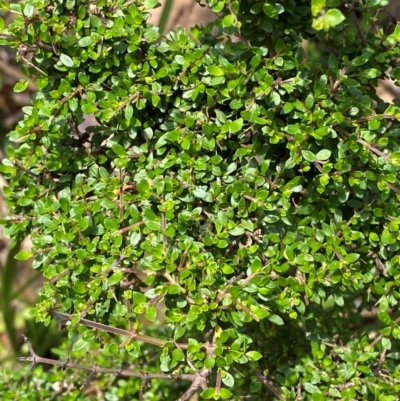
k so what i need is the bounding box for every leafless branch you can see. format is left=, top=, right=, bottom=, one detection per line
left=0, top=59, right=37, bottom=91
left=255, top=370, right=285, bottom=400
left=18, top=335, right=195, bottom=382
left=370, top=315, right=400, bottom=348
left=176, top=342, right=215, bottom=401
left=216, top=272, right=246, bottom=302
left=357, top=114, right=397, bottom=123
left=49, top=310, right=189, bottom=349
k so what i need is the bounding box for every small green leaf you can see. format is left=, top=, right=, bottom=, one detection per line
left=72, top=338, right=89, bottom=351
left=165, top=130, right=181, bottom=142
left=315, top=149, right=331, bottom=161
left=0, top=1, right=10, bottom=11
left=304, top=382, right=321, bottom=394
left=73, top=281, right=87, bottom=294
left=14, top=80, right=29, bottom=93
left=325, top=8, right=345, bottom=27
left=250, top=306, right=268, bottom=320
left=229, top=118, right=243, bottom=133
left=219, top=388, right=233, bottom=399
left=145, top=306, right=157, bottom=322
left=381, top=228, right=395, bottom=246
left=15, top=251, right=33, bottom=260
left=311, top=0, right=325, bottom=16
left=208, top=65, right=224, bottom=77
left=156, top=67, right=168, bottom=78
left=137, top=179, right=150, bottom=194
left=344, top=253, right=360, bottom=263
left=82, top=103, right=98, bottom=113
left=222, top=15, right=234, bottom=28
left=268, top=314, right=284, bottom=325
left=106, top=342, right=119, bottom=355
left=361, top=68, right=380, bottom=79
left=108, top=271, right=124, bottom=286
left=143, top=0, right=159, bottom=10
left=112, top=143, right=127, bottom=157
left=378, top=311, right=391, bottom=325
left=201, top=388, right=215, bottom=400
left=382, top=338, right=392, bottom=350
left=229, top=227, right=245, bottom=236
left=204, top=357, right=215, bottom=369
left=263, top=3, right=278, bottom=19
left=23, top=4, right=34, bottom=18
left=351, top=56, right=368, bottom=66
left=245, top=351, right=262, bottom=361
left=60, top=53, right=75, bottom=67
left=78, top=36, right=93, bottom=47
left=302, top=150, right=316, bottom=162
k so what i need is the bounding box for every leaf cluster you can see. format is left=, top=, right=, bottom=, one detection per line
left=1, top=0, right=400, bottom=400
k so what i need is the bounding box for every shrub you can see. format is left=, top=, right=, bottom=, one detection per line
left=1, top=0, right=400, bottom=400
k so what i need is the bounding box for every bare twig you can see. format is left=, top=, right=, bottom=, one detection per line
left=0, top=59, right=37, bottom=91
left=369, top=316, right=400, bottom=348
left=335, top=127, right=391, bottom=162
left=255, top=370, right=285, bottom=400
left=216, top=272, right=246, bottom=302
left=239, top=271, right=261, bottom=289
left=349, top=8, right=366, bottom=44
left=163, top=272, right=195, bottom=304
left=329, top=67, right=348, bottom=99
left=117, top=220, right=146, bottom=234
left=355, top=137, right=390, bottom=161
left=176, top=343, right=215, bottom=401
left=357, top=114, right=396, bottom=123
left=161, top=209, right=168, bottom=252
left=19, top=335, right=195, bottom=381
left=49, top=310, right=188, bottom=349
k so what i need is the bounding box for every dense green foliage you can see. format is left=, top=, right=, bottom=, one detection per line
left=1, top=0, right=400, bottom=399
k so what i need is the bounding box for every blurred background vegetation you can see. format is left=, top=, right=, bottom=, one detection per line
left=0, top=0, right=400, bottom=385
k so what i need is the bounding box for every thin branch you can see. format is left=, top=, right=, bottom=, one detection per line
left=355, top=137, right=390, bottom=161
left=369, top=316, right=400, bottom=348
left=385, top=182, right=400, bottom=194
left=216, top=272, right=246, bottom=302
left=236, top=301, right=260, bottom=322
left=13, top=161, right=39, bottom=178
left=0, top=59, right=37, bottom=91
left=164, top=272, right=195, bottom=304
left=49, top=310, right=189, bottom=349
left=176, top=343, right=215, bottom=401
left=242, top=194, right=261, bottom=204
left=321, top=341, right=351, bottom=352
left=161, top=210, right=168, bottom=252
left=117, top=220, right=146, bottom=234
left=329, top=67, right=348, bottom=99
left=349, top=8, right=366, bottom=44
left=239, top=271, right=260, bottom=289
left=255, top=370, right=285, bottom=400
left=357, top=114, right=396, bottom=123
left=177, top=250, right=188, bottom=271
left=215, top=369, right=222, bottom=390
left=19, top=335, right=195, bottom=381
left=49, top=268, right=70, bottom=285
left=81, top=352, right=98, bottom=389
